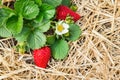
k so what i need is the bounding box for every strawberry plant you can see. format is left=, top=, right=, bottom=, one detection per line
left=0, top=0, right=82, bottom=68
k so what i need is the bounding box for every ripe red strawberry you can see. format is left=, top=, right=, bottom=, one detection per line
left=33, top=46, right=51, bottom=68
left=56, top=5, right=80, bottom=22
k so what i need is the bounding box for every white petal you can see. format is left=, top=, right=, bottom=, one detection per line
left=62, top=23, right=69, bottom=29
left=58, top=21, right=63, bottom=25
left=62, top=29, right=68, bottom=34
left=55, top=30, right=63, bottom=35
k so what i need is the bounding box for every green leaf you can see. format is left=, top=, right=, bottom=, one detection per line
left=0, top=7, right=15, bottom=26
left=62, top=0, right=71, bottom=6
left=0, top=1, right=2, bottom=5
left=6, top=15, right=23, bottom=34
left=15, top=27, right=30, bottom=42
left=69, top=24, right=82, bottom=41
left=33, top=20, right=50, bottom=32
left=43, top=0, right=62, bottom=7
left=14, top=0, right=27, bottom=14
left=0, top=7, right=14, bottom=37
left=34, top=3, right=55, bottom=22
left=27, top=29, right=46, bottom=49
left=14, top=0, right=39, bottom=20
left=0, top=26, right=12, bottom=37
left=35, top=0, right=42, bottom=6
left=37, top=20, right=50, bottom=32
left=51, top=39, right=69, bottom=59
left=34, top=13, right=43, bottom=23
left=22, top=1, right=39, bottom=19
left=40, top=3, right=55, bottom=20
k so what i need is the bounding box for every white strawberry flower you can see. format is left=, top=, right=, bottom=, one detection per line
left=55, top=21, right=69, bottom=35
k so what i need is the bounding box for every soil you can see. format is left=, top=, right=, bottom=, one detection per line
left=3, top=1, right=14, bottom=9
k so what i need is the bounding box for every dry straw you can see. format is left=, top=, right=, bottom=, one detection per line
left=0, top=0, right=120, bottom=80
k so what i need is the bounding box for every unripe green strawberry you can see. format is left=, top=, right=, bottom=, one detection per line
left=70, top=5, right=78, bottom=11
left=33, top=46, right=51, bottom=68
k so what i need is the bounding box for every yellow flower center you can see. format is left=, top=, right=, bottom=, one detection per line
left=57, top=25, right=64, bottom=32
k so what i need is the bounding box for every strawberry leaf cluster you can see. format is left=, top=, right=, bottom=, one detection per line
left=0, top=0, right=82, bottom=68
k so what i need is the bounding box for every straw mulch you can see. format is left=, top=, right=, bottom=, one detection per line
left=0, top=0, right=120, bottom=80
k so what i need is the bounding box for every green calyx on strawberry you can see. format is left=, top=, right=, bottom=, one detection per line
left=33, top=46, right=51, bottom=68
